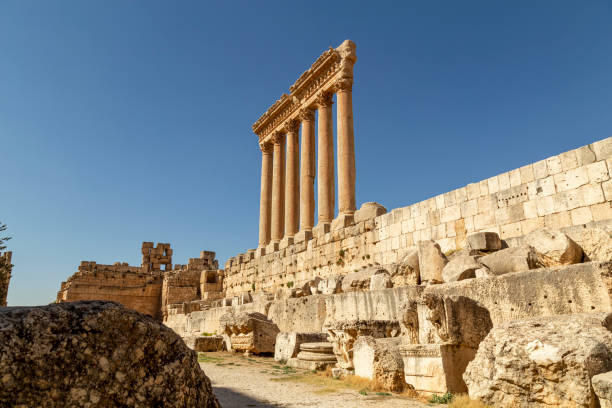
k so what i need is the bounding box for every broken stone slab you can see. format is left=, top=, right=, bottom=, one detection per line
left=390, top=247, right=420, bottom=286
left=354, top=202, right=387, bottom=223
left=0, top=301, right=221, bottom=407
left=478, top=246, right=540, bottom=276
left=193, top=336, right=224, bottom=352
left=417, top=240, right=448, bottom=284
left=317, top=275, right=344, bottom=295
left=353, top=336, right=408, bottom=392
left=593, top=371, right=612, bottom=408
left=274, top=332, right=328, bottom=363
left=369, top=271, right=393, bottom=291
left=524, top=228, right=583, bottom=267
left=341, top=266, right=389, bottom=293
left=464, top=313, right=612, bottom=407
left=466, top=231, right=502, bottom=251
left=441, top=255, right=482, bottom=282
left=582, top=227, right=612, bottom=262
left=220, top=311, right=280, bottom=355
left=325, top=319, right=401, bottom=369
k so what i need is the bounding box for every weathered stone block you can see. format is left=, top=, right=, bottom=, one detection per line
left=524, top=228, right=583, bottom=267
left=479, top=246, right=539, bottom=275
left=593, top=371, right=612, bottom=408
left=274, top=332, right=328, bottom=363
left=417, top=240, right=448, bottom=284
left=354, top=337, right=407, bottom=392
left=220, top=312, right=280, bottom=354
left=466, top=231, right=502, bottom=251
left=442, top=255, right=481, bottom=282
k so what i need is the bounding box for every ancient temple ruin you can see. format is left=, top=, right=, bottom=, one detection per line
left=55, top=39, right=612, bottom=406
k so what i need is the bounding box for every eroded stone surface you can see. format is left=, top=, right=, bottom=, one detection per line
left=220, top=311, right=280, bottom=354
left=593, top=371, right=612, bottom=408
left=0, top=301, right=220, bottom=408
left=354, top=337, right=407, bottom=392
left=441, top=255, right=481, bottom=282
left=466, top=232, right=502, bottom=251
left=464, top=313, right=612, bottom=407
left=525, top=228, right=583, bottom=267
left=274, top=332, right=328, bottom=363
left=417, top=240, right=448, bottom=284
left=479, top=246, right=540, bottom=275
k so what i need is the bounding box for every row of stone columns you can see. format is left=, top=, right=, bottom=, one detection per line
left=258, top=80, right=356, bottom=249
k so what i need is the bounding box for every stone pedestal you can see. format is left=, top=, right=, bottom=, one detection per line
left=287, top=342, right=337, bottom=371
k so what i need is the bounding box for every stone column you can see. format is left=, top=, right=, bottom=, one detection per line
left=316, top=91, right=334, bottom=228
left=284, top=119, right=300, bottom=240
left=270, top=132, right=286, bottom=245
left=258, top=142, right=273, bottom=248
left=335, top=78, right=356, bottom=217
left=299, top=107, right=316, bottom=237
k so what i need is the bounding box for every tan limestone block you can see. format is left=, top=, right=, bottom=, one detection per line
left=591, top=137, right=612, bottom=161
left=495, top=204, right=525, bottom=225
left=461, top=199, right=478, bottom=218
left=500, top=222, right=522, bottom=239
left=533, top=159, right=549, bottom=179
left=509, top=169, right=522, bottom=188
left=560, top=150, right=579, bottom=171
left=435, top=194, right=445, bottom=209
left=498, top=172, right=511, bottom=191
left=478, top=180, right=489, bottom=196
left=591, top=203, right=612, bottom=222
left=527, top=176, right=556, bottom=199
left=570, top=207, right=593, bottom=225
left=536, top=196, right=555, bottom=216
left=444, top=190, right=457, bottom=207
left=455, top=187, right=468, bottom=204
left=446, top=221, right=457, bottom=238
left=429, top=209, right=441, bottom=226
left=603, top=179, right=612, bottom=201
left=477, top=195, right=497, bottom=214
left=523, top=200, right=538, bottom=219
left=554, top=167, right=589, bottom=192
left=580, top=183, right=606, bottom=207
left=547, top=155, right=563, bottom=175
left=415, top=214, right=429, bottom=230
left=576, top=145, right=596, bottom=166
left=467, top=183, right=480, bottom=200
left=440, top=205, right=461, bottom=223
left=586, top=161, right=610, bottom=183
left=520, top=165, right=535, bottom=184
left=401, top=219, right=415, bottom=234
left=464, top=216, right=474, bottom=233
left=520, top=217, right=544, bottom=234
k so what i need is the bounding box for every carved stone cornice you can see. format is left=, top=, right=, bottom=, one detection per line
left=299, top=107, right=315, bottom=122
left=334, top=78, right=353, bottom=93
left=252, top=40, right=356, bottom=142
left=259, top=141, right=273, bottom=153
left=284, top=119, right=300, bottom=134
left=271, top=131, right=285, bottom=145
left=316, top=91, right=334, bottom=108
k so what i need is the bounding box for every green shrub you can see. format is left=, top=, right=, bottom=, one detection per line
left=429, top=393, right=454, bottom=404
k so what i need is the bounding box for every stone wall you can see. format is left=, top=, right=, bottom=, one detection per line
left=164, top=261, right=612, bottom=338
left=0, top=251, right=12, bottom=307
left=224, top=137, right=612, bottom=296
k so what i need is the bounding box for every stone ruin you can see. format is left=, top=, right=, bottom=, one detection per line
left=52, top=39, right=612, bottom=406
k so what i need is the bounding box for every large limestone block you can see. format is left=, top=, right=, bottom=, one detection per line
left=478, top=246, right=540, bottom=275
left=466, top=232, right=502, bottom=251
left=0, top=301, right=220, bottom=408
left=417, top=240, right=448, bottom=284
left=317, top=275, right=344, bottom=295
left=390, top=247, right=420, bottom=286
left=194, top=336, right=224, bottom=352
left=353, top=337, right=407, bottom=392
left=274, top=332, right=328, bottom=363
left=220, top=311, right=280, bottom=354
left=441, top=255, right=482, bottom=282
left=525, top=228, right=583, bottom=266
left=354, top=202, right=387, bottom=223
left=341, top=266, right=389, bottom=293
left=464, top=313, right=612, bottom=407
left=582, top=227, right=612, bottom=262
left=369, top=272, right=393, bottom=291
left=593, top=371, right=612, bottom=408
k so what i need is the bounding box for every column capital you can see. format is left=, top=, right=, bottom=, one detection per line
left=259, top=141, right=273, bottom=153
left=334, top=77, right=353, bottom=93
left=299, top=107, right=315, bottom=122
left=316, top=91, right=334, bottom=108
left=271, top=131, right=286, bottom=145
left=284, top=119, right=300, bottom=134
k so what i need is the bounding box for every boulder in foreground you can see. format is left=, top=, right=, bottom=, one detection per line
left=464, top=313, right=612, bottom=407
left=0, top=300, right=220, bottom=408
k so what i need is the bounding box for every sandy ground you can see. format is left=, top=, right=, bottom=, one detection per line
left=199, top=352, right=432, bottom=408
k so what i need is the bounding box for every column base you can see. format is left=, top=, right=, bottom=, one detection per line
left=280, top=236, right=294, bottom=249
left=332, top=213, right=355, bottom=231
left=294, top=229, right=313, bottom=243
left=266, top=241, right=280, bottom=253
left=313, top=222, right=331, bottom=238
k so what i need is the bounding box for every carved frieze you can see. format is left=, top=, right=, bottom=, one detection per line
left=284, top=119, right=300, bottom=134
left=271, top=132, right=286, bottom=145
left=298, top=107, right=315, bottom=122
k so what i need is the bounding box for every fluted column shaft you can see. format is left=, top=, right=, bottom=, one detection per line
left=299, top=108, right=316, bottom=231
left=284, top=120, right=300, bottom=238
left=335, top=79, right=356, bottom=215
left=271, top=133, right=286, bottom=243
left=258, top=143, right=273, bottom=246
left=317, top=91, right=334, bottom=224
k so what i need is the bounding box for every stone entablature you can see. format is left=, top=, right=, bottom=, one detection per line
left=224, top=136, right=612, bottom=296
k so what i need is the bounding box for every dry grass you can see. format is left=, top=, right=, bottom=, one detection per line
left=448, top=394, right=491, bottom=408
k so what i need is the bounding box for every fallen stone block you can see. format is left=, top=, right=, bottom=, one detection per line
left=464, top=313, right=612, bottom=407
left=593, top=371, right=612, bottom=408
left=194, top=335, right=224, bottom=352
left=369, top=271, right=393, bottom=291
left=478, top=246, right=540, bottom=275
left=418, top=240, right=448, bottom=284
left=354, top=336, right=407, bottom=392
left=466, top=231, right=502, bottom=251
left=341, top=266, right=389, bottom=293
left=582, top=227, right=612, bottom=262
left=317, top=275, right=344, bottom=295
left=525, top=227, right=583, bottom=267
left=354, top=202, right=387, bottom=223
left=0, top=301, right=220, bottom=408
left=441, top=255, right=482, bottom=282
left=390, top=247, right=420, bottom=286
left=274, top=332, right=328, bottom=363
left=220, top=311, right=280, bottom=354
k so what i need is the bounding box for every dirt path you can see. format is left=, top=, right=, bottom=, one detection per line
left=198, top=352, right=432, bottom=408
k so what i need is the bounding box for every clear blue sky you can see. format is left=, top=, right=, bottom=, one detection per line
left=2, top=1, right=611, bottom=305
